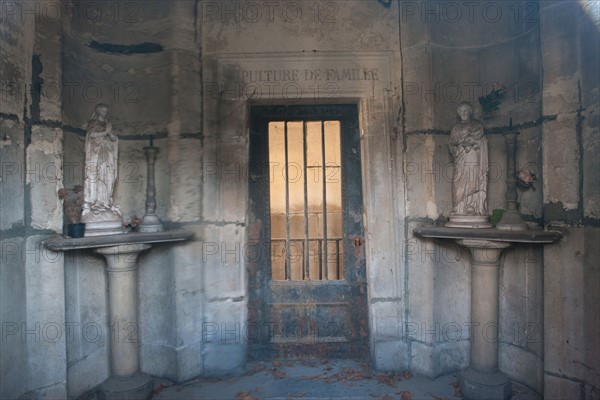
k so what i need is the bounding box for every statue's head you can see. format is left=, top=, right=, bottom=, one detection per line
left=457, top=102, right=472, bottom=121
left=91, top=103, right=109, bottom=121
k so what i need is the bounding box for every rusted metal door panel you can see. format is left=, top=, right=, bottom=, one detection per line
left=248, top=104, right=367, bottom=360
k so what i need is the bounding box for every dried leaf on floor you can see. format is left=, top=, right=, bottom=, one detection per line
left=271, top=368, right=287, bottom=379
left=337, top=367, right=367, bottom=381
left=243, top=364, right=267, bottom=377
left=273, top=360, right=282, bottom=367
left=395, top=391, right=412, bottom=400
left=402, top=370, right=413, bottom=379
left=300, top=374, right=328, bottom=380
left=235, top=391, right=259, bottom=400
left=451, top=381, right=462, bottom=398
left=152, top=384, right=168, bottom=394
left=375, top=372, right=396, bottom=387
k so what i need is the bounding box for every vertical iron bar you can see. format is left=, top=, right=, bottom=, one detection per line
left=318, top=239, right=323, bottom=280
left=303, top=121, right=309, bottom=280
left=336, top=239, right=340, bottom=279
left=321, top=121, right=328, bottom=280
left=284, top=122, right=291, bottom=280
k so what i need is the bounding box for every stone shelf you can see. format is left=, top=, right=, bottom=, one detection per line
left=43, top=229, right=194, bottom=400
left=413, top=225, right=562, bottom=400
left=413, top=226, right=562, bottom=244
left=43, top=229, right=194, bottom=251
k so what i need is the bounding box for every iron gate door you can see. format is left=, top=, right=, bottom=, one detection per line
left=248, top=104, right=368, bottom=359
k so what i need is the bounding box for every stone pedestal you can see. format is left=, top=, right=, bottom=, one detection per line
left=457, top=239, right=511, bottom=400
left=95, top=244, right=152, bottom=400
left=412, top=227, right=562, bottom=400
left=43, top=230, right=194, bottom=400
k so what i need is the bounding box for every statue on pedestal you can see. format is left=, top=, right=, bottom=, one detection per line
left=446, top=102, right=492, bottom=228
left=81, top=104, right=126, bottom=236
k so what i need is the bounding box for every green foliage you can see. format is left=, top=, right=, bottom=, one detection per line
left=478, top=84, right=507, bottom=113
left=490, top=209, right=505, bottom=226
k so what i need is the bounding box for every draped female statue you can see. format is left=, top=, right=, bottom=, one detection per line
left=446, top=102, right=492, bottom=228
left=81, top=104, right=125, bottom=235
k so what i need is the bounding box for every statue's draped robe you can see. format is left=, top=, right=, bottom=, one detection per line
left=83, top=119, right=118, bottom=215
left=449, top=120, right=489, bottom=216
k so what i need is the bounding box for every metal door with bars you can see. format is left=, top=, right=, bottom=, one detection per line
left=248, top=105, right=368, bottom=359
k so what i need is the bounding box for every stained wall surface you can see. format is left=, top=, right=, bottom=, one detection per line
left=0, top=1, right=598, bottom=399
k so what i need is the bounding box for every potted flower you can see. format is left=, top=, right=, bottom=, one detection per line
left=58, top=185, right=85, bottom=238
left=517, top=167, right=537, bottom=191
left=123, top=215, right=142, bottom=232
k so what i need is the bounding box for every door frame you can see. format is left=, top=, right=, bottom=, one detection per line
left=247, top=104, right=369, bottom=360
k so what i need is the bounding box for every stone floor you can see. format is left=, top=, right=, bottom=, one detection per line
left=147, top=359, right=541, bottom=400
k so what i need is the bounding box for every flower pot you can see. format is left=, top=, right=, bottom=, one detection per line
left=68, top=223, right=86, bottom=238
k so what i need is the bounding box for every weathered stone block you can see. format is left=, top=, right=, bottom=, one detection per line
left=402, top=45, right=434, bottom=132
left=433, top=241, right=470, bottom=329
left=202, top=223, right=245, bottom=301
left=372, top=339, right=409, bottom=371
left=0, top=118, right=25, bottom=231
left=435, top=341, right=469, bottom=377
left=544, top=373, right=583, bottom=400
left=583, top=105, right=600, bottom=219
left=0, top=236, right=27, bottom=400
left=540, top=2, right=579, bottom=85
left=139, top=245, right=175, bottom=344
left=544, top=227, right=600, bottom=388
left=203, top=342, right=246, bottom=376
left=176, top=343, right=203, bottom=382
left=500, top=244, right=544, bottom=358
left=171, top=226, right=204, bottom=347
left=203, top=300, right=247, bottom=344
left=405, top=135, right=443, bottom=219
left=140, top=343, right=177, bottom=382
left=411, top=341, right=469, bottom=378
left=371, top=301, right=402, bottom=339
left=27, top=125, right=63, bottom=232
left=64, top=250, right=107, bottom=372
left=24, top=235, right=66, bottom=394
left=499, top=343, right=543, bottom=395
left=411, top=341, right=435, bottom=376
left=167, top=138, right=202, bottom=223
left=67, top=347, right=109, bottom=398
left=542, top=114, right=580, bottom=209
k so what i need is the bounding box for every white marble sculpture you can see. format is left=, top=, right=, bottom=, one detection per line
left=81, top=104, right=126, bottom=236
left=446, top=102, right=492, bottom=228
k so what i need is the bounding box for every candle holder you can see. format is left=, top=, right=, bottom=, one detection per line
left=137, top=143, right=164, bottom=233
left=496, top=131, right=527, bottom=231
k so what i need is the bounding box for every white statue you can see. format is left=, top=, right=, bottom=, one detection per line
left=446, top=102, right=492, bottom=228
left=81, top=104, right=126, bottom=235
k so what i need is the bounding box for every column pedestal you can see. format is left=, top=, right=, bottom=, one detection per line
left=413, top=227, right=562, bottom=399
left=457, top=239, right=511, bottom=400
left=95, top=244, right=153, bottom=400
